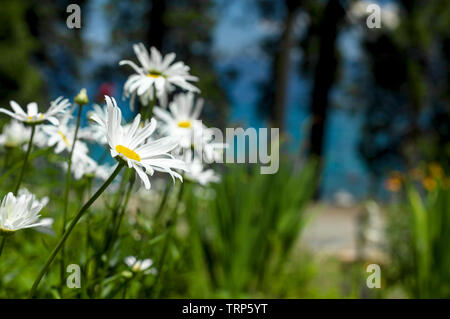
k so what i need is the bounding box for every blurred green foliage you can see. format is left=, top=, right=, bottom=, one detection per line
left=386, top=168, right=450, bottom=298
left=0, top=147, right=323, bottom=298
left=0, top=1, right=43, bottom=106
left=181, top=161, right=317, bottom=297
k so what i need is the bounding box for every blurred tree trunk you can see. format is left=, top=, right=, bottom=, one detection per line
left=308, top=0, right=345, bottom=163
left=138, top=0, right=166, bottom=115
left=271, top=0, right=301, bottom=131
left=147, top=0, right=167, bottom=49
left=403, top=0, right=427, bottom=170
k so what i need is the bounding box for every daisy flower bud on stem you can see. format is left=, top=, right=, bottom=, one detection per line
left=74, top=88, right=89, bottom=106
left=29, top=162, right=125, bottom=297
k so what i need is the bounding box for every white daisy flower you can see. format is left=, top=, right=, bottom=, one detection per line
left=15, top=189, right=54, bottom=235
left=78, top=104, right=108, bottom=145
left=77, top=103, right=113, bottom=145
left=204, top=141, right=226, bottom=163
left=78, top=126, right=107, bottom=145
left=32, top=127, right=50, bottom=149
left=153, top=92, right=204, bottom=149
left=185, top=158, right=221, bottom=186
left=0, top=123, right=47, bottom=150
left=34, top=217, right=55, bottom=236
left=61, top=149, right=116, bottom=181
left=41, top=112, right=75, bottom=153
left=154, top=93, right=227, bottom=162
left=18, top=188, right=49, bottom=207
left=94, top=96, right=187, bottom=190
left=0, top=190, right=49, bottom=235
left=191, top=127, right=227, bottom=163
left=40, top=110, right=92, bottom=158
left=61, top=151, right=98, bottom=180
left=124, top=256, right=154, bottom=274
left=0, top=97, right=70, bottom=125
left=0, top=120, right=31, bottom=148
left=119, top=43, right=199, bottom=108
left=87, top=103, right=108, bottom=127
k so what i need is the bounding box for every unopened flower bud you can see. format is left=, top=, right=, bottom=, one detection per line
left=121, top=270, right=133, bottom=279
left=74, top=88, right=89, bottom=106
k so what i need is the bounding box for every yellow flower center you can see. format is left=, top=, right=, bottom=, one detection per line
left=132, top=264, right=141, bottom=272
left=177, top=121, right=191, bottom=128
left=146, top=70, right=164, bottom=79
left=58, top=131, right=70, bottom=147
left=423, top=177, right=436, bottom=191
left=27, top=114, right=44, bottom=122
left=115, top=145, right=141, bottom=162
left=0, top=227, right=15, bottom=236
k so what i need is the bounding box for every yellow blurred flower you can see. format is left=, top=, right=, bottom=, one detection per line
left=422, top=177, right=437, bottom=191
left=429, top=162, right=443, bottom=179
left=385, top=174, right=402, bottom=193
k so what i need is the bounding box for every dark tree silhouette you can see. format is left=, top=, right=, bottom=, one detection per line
left=147, top=0, right=166, bottom=49
left=271, top=0, right=302, bottom=132
left=308, top=0, right=345, bottom=163
left=359, top=0, right=450, bottom=184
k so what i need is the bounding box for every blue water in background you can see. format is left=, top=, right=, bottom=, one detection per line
left=212, top=1, right=370, bottom=199
left=49, top=0, right=371, bottom=200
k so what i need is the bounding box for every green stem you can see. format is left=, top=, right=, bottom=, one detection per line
left=29, top=162, right=124, bottom=298
left=97, top=171, right=135, bottom=297
left=62, top=105, right=83, bottom=231
left=111, top=172, right=135, bottom=242
left=2, top=147, right=12, bottom=172
left=0, top=237, right=6, bottom=258
left=82, top=178, right=93, bottom=298
left=91, top=169, right=130, bottom=285
left=0, top=147, right=52, bottom=186
left=154, top=181, right=172, bottom=222
left=111, top=170, right=131, bottom=228
left=14, top=125, right=36, bottom=195
left=142, top=88, right=156, bottom=122
left=60, top=104, right=83, bottom=292
left=102, top=169, right=130, bottom=253
left=122, top=278, right=131, bottom=298
left=153, top=179, right=186, bottom=297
